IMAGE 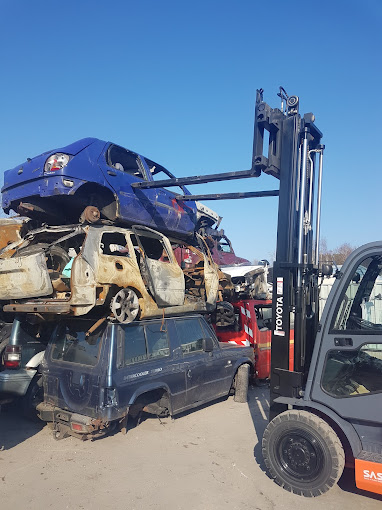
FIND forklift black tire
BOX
[262,410,345,497]
[21,374,43,421]
[234,364,249,403]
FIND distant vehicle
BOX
[37,315,253,439]
[213,299,294,380]
[222,261,270,300]
[175,232,250,268]
[0,223,222,323]
[1,138,219,238]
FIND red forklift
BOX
[132,87,382,497]
[213,298,294,380]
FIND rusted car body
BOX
[0,223,220,323]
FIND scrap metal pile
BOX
[0,139,265,328]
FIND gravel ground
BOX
[0,385,381,510]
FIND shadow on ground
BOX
[0,402,44,450]
[247,383,270,473]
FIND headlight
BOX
[44,153,71,172]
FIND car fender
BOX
[128,382,173,413]
[25,350,45,369]
[232,357,254,378]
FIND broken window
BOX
[106,145,146,180]
[100,232,130,257]
[51,320,105,366]
[138,235,171,263]
[217,237,233,253]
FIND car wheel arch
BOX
[74,183,118,220]
[128,385,173,415]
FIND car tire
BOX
[262,410,345,497]
[214,301,236,327]
[21,374,43,421]
[234,364,249,403]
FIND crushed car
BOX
[221,261,271,300]
[0,223,225,323]
[1,138,219,239]
[37,315,254,440]
[174,230,250,268]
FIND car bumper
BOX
[0,368,36,398]
[2,175,86,210]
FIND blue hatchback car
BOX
[1,138,218,238]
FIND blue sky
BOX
[1,0,381,262]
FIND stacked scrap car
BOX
[0,223,225,323]
[1,138,219,238]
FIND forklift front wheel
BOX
[262,410,345,497]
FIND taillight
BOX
[71,422,88,432]
[3,345,21,369]
[44,153,71,173]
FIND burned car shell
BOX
[37,315,253,438]
[1,224,220,321]
[1,138,217,239]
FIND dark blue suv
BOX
[37,315,253,440]
[2,138,219,238]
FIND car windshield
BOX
[51,320,106,366]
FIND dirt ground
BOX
[0,385,381,510]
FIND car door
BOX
[97,144,158,227]
[114,320,188,414]
[144,160,197,234]
[132,226,185,307]
[310,246,382,447]
[175,317,231,406]
[196,235,219,306]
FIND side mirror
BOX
[202,337,214,352]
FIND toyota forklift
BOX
[253,89,382,497]
[131,87,382,497]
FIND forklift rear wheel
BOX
[262,410,345,497]
[234,364,249,403]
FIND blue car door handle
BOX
[107,170,117,176]
[187,369,192,378]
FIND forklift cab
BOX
[263,247,382,498]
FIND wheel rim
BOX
[111,288,139,323]
[276,429,325,482]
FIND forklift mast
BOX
[251,89,324,418]
[135,89,325,419]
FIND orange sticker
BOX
[355,458,382,495]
